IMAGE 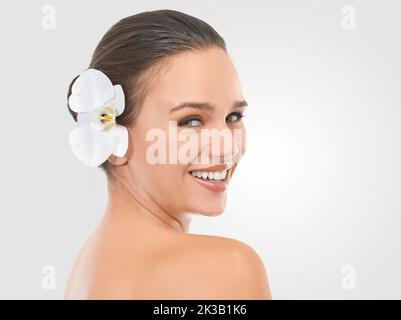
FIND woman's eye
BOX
[178,113,245,127]
[178,117,203,127]
[226,112,245,123]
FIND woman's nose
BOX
[201,126,242,165]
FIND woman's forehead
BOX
[144,47,243,110]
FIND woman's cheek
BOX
[240,127,247,156]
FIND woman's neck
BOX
[103,177,191,233]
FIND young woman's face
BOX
[128,47,247,216]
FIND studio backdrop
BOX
[0,0,400,299]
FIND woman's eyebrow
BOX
[169,99,248,113]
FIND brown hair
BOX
[67,9,226,181]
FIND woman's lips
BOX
[188,168,232,193]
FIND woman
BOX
[65,9,272,299]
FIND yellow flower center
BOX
[100,113,113,124]
[90,106,117,131]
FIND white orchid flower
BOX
[68,69,128,167]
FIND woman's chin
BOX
[190,197,227,216]
[184,169,232,216]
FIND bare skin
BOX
[64,47,272,299]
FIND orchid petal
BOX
[77,112,90,126]
[68,69,115,113]
[68,126,117,167]
[68,94,92,113]
[105,84,125,116]
[109,124,129,157]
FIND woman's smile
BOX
[187,162,236,193]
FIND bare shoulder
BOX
[153,234,273,299]
[65,230,272,299]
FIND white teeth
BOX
[221,170,227,180]
[190,169,229,181]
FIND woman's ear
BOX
[108,154,128,166]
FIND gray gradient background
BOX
[0,0,400,299]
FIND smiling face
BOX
[126,47,247,216]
